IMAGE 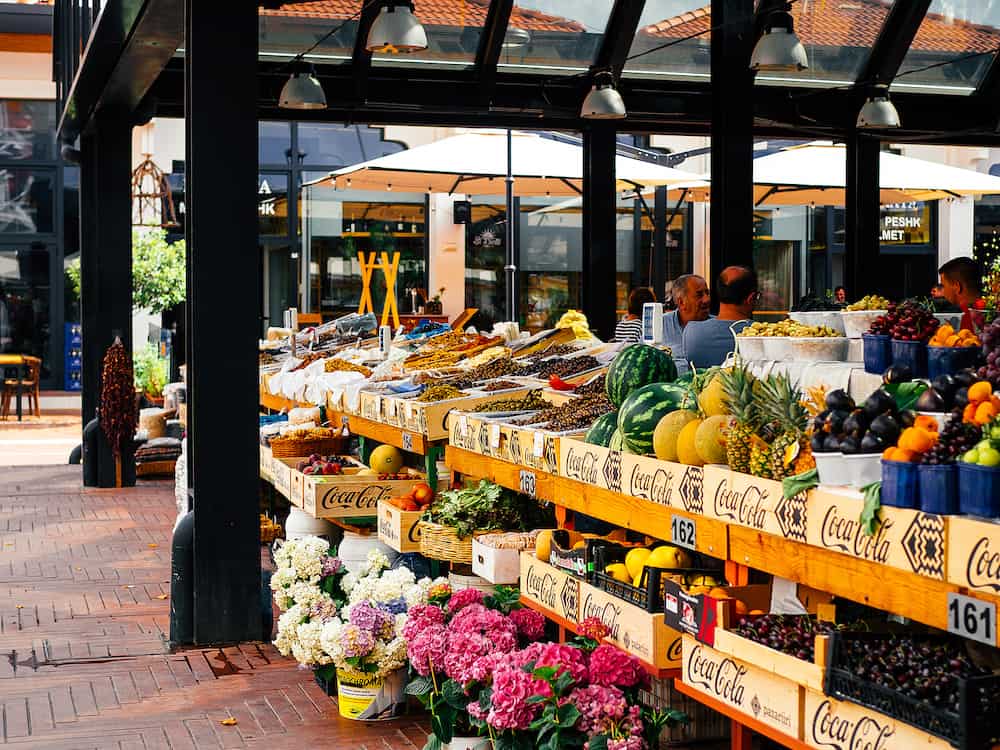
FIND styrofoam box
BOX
[471,538,521,584]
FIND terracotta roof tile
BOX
[262,1,584,34]
[641,0,1000,54]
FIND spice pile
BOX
[480,380,523,392]
[474,390,551,413]
[324,358,372,376]
[444,358,530,388]
[417,384,468,402]
[528,355,601,379]
[574,374,606,397]
[514,393,613,431]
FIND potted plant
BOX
[133,343,169,405]
[426,287,445,315]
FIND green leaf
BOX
[442,679,468,710]
[883,382,928,413]
[556,704,581,728]
[782,468,819,501]
[526,695,549,705]
[405,675,435,697]
[423,736,443,750]
[860,481,882,537]
[587,735,609,750]
[313,664,335,682]
[430,714,453,744]
[533,665,558,681]
[553,671,576,696]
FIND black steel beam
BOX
[350,0,382,100]
[184,0,261,645]
[475,0,513,95]
[709,0,755,277]
[844,134,881,300]
[593,0,647,80]
[79,110,134,487]
[973,50,1000,131]
[581,124,618,341]
[653,185,667,300]
[857,0,931,87]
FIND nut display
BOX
[515,393,614,431]
[474,390,551,413]
[404,351,463,371]
[443,358,530,388]
[480,380,522,392]
[574,374,606,397]
[528,355,601,378]
[462,346,510,369]
[739,320,842,338]
[324,358,373,376]
[416,384,468,402]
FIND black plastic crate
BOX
[824,632,1000,750]
[590,545,723,613]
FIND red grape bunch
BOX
[920,415,981,465]
[978,316,1000,388]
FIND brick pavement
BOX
[0,466,429,749]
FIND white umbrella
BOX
[322,130,706,197]
[685,143,1000,206]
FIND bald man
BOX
[682,266,759,369]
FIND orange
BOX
[963,403,978,423]
[969,382,993,403]
[913,415,938,432]
[733,600,749,616]
[882,447,895,460]
[888,448,916,463]
[945,335,960,347]
[974,402,998,426]
[899,428,934,454]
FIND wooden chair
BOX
[1,356,41,419]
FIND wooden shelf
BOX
[446,446,555,502]
[345,414,434,455]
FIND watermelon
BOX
[606,344,677,407]
[617,383,694,454]
[585,412,619,447]
[608,430,626,452]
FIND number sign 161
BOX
[947,593,996,646]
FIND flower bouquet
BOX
[403,585,547,749]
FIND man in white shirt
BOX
[662,274,711,375]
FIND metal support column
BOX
[184,0,261,644]
[582,125,617,341]
[653,185,668,299]
[79,110,134,487]
[844,135,881,299]
[710,0,755,278]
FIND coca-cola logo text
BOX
[321,484,392,510]
[629,464,675,506]
[809,699,894,750]
[966,537,1000,593]
[713,480,768,529]
[564,447,600,485]
[685,645,746,705]
[820,505,892,563]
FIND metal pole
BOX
[504,129,516,322]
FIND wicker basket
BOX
[418,521,487,564]
[136,459,177,477]
[269,436,347,458]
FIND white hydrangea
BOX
[363,549,390,576]
[288,581,325,610]
[372,567,416,603]
[374,636,408,673]
[269,566,297,593]
[347,575,378,605]
[274,603,306,657]
[319,618,346,664]
[341,571,358,594]
[394,612,408,636]
[291,620,331,666]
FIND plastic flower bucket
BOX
[927,345,981,380]
[336,667,406,720]
[813,452,847,486]
[862,334,892,375]
[891,340,928,379]
[917,463,958,515]
[880,459,918,509]
[958,463,1000,519]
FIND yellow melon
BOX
[653,410,700,462]
[695,415,731,465]
[676,418,705,466]
[369,445,403,473]
[535,530,554,561]
[647,545,692,569]
[605,563,631,583]
[698,375,729,417]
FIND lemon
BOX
[647,545,692,569]
[605,563,631,583]
[535,530,553,561]
[625,548,651,579]
[698,375,728,417]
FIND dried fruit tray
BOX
[824,632,1000,750]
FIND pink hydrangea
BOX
[510,608,545,642]
[588,644,647,688]
[447,587,485,613]
[579,617,610,642]
[571,684,628,734]
[517,641,588,683]
[406,623,448,676]
[467,650,516,684]
[402,604,445,639]
[486,665,545,730]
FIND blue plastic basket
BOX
[927,345,982,380]
[918,463,958,515]
[891,339,928,379]
[862,334,892,375]
[958,463,1000,519]
[881,459,918,509]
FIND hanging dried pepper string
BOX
[99,337,137,458]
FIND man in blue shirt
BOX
[662,274,711,376]
[683,266,758,369]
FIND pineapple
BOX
[749,427,776,479]
[718,364,757,474]
[757,374,813,480]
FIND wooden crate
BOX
[712,628,828,692]
[946,514,1000,596]
[299,468,434,519]
[501,424,583,476]
[260,445,273,481]
[681,635,803,740]
[702,465,809,542]
[359,390,386,423]
[377,500,423,553]
[448,412,509,460]
[806,488,946,580]
[802,688,952,750]
[578,579,684,670]
[269,456,299,503]
[518,551,581,627]
[393,389,533,441]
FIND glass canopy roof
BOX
[256,0,1000,96]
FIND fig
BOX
[840,436,860,454]
[842,410,869,438]
[953,369,976,388]
[953,387,970,411]
[825,389,856,412]
[882,364,912,384]
[862,389,896,419]
[869,414,901,445]
[915,388,945,413]
[860,433,886,454]
[811,434,827,453]
[898,410,917,428]
[823,434,842,452]
[826,410,850,436]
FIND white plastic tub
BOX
[735,336,766,360]
[813,452,848,486]
[761,336,793,360]
[841,310,887,339]
[844,453,883,489]
[788,311,846,335]
[933,312,961,331]
[790,337,850,362]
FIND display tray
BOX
[711,627,828,693]
[376,500,423,553]
[297,467,443,519]
[381,388,535,441]
[449,412,584,476]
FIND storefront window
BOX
[262,241,299,328]
[0,100,55,161]
[297,124,404,167]
[0,244,50,378]
[879,202,932,246]
[259,121,291,166]
[465,204,508,330]
[519,199,581,331]
[259,173,291,236]
[0,167,55,235]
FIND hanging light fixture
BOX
[366,1,428,54]
[502,27,531,49]
[279,62,326,110]
[750,4,808,72]
[857,85,900,129]
[581,70,626,120]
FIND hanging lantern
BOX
[131,154,180,228]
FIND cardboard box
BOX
[377,500,423,553]
[299,468,434,519]
[519,552,581,626]
[682,635,802,739]
[807,488,946,580]
[946,515,1000,595]
[472,536,527,585]
[259,445,273,481]
[802,688,952,750]
[662,582,770,647]
[578,579,684,670]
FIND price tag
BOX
[670,514,697,551]
[490,424,501,450]
[460,415,469,437]
[519,470,537,498]
[401,432,413,452]
[947,593,996,646]
[387,399,397,418]
[532,431,545,458]
[405,401,414,420]
[374,394,382,417]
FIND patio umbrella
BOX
[322,130,706,196]
[683,143,1000,206]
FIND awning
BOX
[322,130,706,197]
